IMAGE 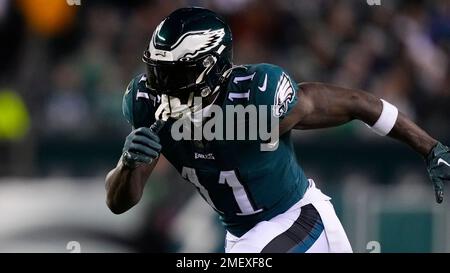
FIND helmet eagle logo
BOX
[149,26,225,62]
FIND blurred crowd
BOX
[1,0,449,143]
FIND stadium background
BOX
[0,0,449,252]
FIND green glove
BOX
[426,142,450,203]
[122,127,162,168]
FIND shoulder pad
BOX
[227,64,298,118]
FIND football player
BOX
[105,7,450,252]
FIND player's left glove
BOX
[426,142,450,204]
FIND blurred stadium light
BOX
[0,90,30,140]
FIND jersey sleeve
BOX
[252,64,298,119]
[122,79,135,127]
[122,74,158,129]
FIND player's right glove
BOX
[121,127,162,168]
[426,142,450,204]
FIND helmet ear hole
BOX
[203,55,216,68]
[201,87,211,97]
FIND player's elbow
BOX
[105,168,145,214]
[106,197,125,215]
[106,197,137,215]
[106,190,142,215]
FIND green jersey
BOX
[122,63,309,237]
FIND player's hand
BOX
[121,127,162,168]
[426,142,450,204]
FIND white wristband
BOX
[367,99,398,136]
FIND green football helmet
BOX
[142,7,233,119]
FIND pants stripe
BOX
[261,204,324,253]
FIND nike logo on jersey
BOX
[258,74,268,92]
[438,158,450,167]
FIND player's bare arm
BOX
[282,82,437,155]
[105,126,162,214]
[281,82,450,203]
[105,157,158,214]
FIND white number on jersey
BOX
[219,170,263,216]
[181,167,263,216]
[181,167,221,213]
